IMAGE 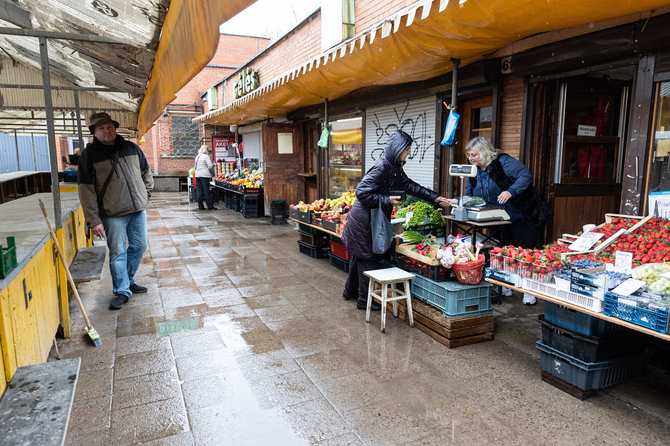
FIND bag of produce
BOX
[631,262,670,287]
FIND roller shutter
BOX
[365,96,436,189]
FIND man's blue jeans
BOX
[102,210,147,297]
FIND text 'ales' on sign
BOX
[569,231,604,252]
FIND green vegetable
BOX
[403,202,445,229]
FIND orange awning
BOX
[197,0,670,126]
[138,0,254,134]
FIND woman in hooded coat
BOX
[341,130,450,310]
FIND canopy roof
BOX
[0,0,253,136]
[197,0,670,127]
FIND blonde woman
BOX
[194,145,216,210]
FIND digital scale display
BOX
[449,164,477,177]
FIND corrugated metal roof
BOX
[0,0,254,136]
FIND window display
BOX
[328,117,362,197]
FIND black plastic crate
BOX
[539,315,643,362]
[329,252,351,272]
[298,230,328,247]
[537,341,646,391]
[271,200,288,224]
[297,240,329,259]
[405,223,446,237]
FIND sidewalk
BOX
[61,192,670,445]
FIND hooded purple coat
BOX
[341,130,438,260]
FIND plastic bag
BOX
[440,109,460,146]
[317,126,329,148]
[371,198,393,254]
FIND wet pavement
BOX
[59,192,670,445]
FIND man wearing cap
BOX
[78,112,154,310]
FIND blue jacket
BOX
[465,155,531,222]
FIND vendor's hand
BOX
[434,196,453,208]
[389,196,402,205]
[497,191,512,204]
[91,224,106,240]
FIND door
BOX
[443,95,493,197]
[644,80,670,215]
[262,122,305,214]
[532,75,630,241]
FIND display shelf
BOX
[289,218,340,238]
[486,278,670,342]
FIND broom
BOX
[39,199,101,347]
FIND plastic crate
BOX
[329,240,350,260]
[536,341,645,391]
[297,240,329,259]
[329,252,351,272]
[0,236,18,279]
[522,279,603,313]
[299,230,328,247]
[297,222,320,235]
[405,223,446,237]
[321,219,340,233]
[543,301,624,337]
[397,255,450,282]
[232,195,241,212]
[603,293,669,335]
[538,315,642,362]
[411,275,492,318]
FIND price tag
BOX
[614,251,633,274]
[611,279,645,296]
[568,231,604,252]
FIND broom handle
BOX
[38,200,93,327]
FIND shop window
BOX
[171,116,200,157]
[555,80,627,184]
[647,82,670,201]
[328,116,362,197]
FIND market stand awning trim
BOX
[196,0,670,127]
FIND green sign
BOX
[234,67,260,99]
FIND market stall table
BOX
[444,214,511,246]
[486,278,670,342]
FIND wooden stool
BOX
[364,267,415,333]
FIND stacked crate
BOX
[328,237,351,272]
[296,225,329,259]
[241,194,264,218]
[537,302,646,399]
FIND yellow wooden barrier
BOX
[0,205,88,397]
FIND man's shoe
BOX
[109,294,129,310]
[343,290,355,300]
[357,301,381,311]
[129,283,147,294]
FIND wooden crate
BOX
[386,298,494,348]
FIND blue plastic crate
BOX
[411,275,491,318]
[543,302,625,337]
[604,293,669,335]
[536,341,645,391]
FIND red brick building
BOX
[140,33,269,176]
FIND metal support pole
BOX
[39,36,62,228]
[74,91,85,152]
[13,130,20,171]
[31,134,37,171]
[321,99,329,198]
[447,58,460,199]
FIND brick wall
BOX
[140,33,269,175]
[355,0,414,33]
[220,1,415,108]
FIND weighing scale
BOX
[448,164,510,222]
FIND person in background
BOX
[341,130,451,310]
[69,148,81,166]
[194,145,216,211]
[446,136,538,304]
[78,112,153,310]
